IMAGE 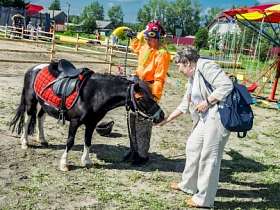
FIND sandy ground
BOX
[0,40,279,210]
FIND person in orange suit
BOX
[124,20,171,165]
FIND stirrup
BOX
[58,110,66,125]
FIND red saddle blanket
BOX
[34,66,79,110]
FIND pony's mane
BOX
[92,73,129,82]
[48,60,128,83]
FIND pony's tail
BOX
[9,87,26,135]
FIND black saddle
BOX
[57,59,80,77]
[52,59,81,97]
[48,59,92,124]
[52,77,78,97]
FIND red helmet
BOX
[144,20,166,39]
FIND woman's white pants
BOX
[178,116,230,207]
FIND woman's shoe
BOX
[170,182,181,191]
[185,198,211,209]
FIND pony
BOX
[10,61,165,171]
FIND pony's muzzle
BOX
[152,109,165,124]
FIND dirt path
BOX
[0,40,279,210]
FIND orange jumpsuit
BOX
[130,38,171,101]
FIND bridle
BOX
[125,83,161,121]
[125,83,162,156]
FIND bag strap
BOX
[198,70,214,92]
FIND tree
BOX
[137,5,152,29]
[203,7,222,26]
[81,1,104,21]
[81,17,97,33]
[170,0,201,36]
[195,27,209,50]
[137,0,201,36]
[137,0,169,30]
[69,15,80,24]
[108,5,124,28]
[49,0,61,10]
[80,1,104,33]
[0,0,26,8]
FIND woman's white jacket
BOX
[176,58,233,127]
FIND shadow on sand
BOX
[30,143,280,209]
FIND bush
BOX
[195,27,209,50]
[81,18,97,34]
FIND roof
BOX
[96,20,112,29]
[43,10,66,18]
[223,3,280,23]
[26,4,44,16]
[209,21,240,35]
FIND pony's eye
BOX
[134,92,143,99]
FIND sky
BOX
[29,0,278,23]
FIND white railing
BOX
[0,25,53,41]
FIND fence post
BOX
[50,27,56,61]
[21,27,24,39]
[105,37,109,61]
[4,24,7,38]
[108,46,113,74]
[76,33,79,51]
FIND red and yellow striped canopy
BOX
[223,3,280,23]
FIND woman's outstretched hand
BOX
[155,109,183,127]
[195,100,209,113]
[155,118,168,126]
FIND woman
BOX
[159,46,233,208]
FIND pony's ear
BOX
[134,81,154,99]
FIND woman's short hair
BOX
[174,46,200,64]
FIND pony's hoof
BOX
[131,156,149,166]
[122,151,133,162]
[41,142,49,147]
[81,160,93,168]
[21,144,28,150]
[60,164,70,172]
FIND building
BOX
[44,10,67,31]
[172,36,195,46]
[208,16,241,35]
[96,20,114,36]
[0,5,50,32]
[0,6,25,26]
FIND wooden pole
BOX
[256,61,277,97]
[268,57,280,101]
[124,38,130,76]
[50,25,56,61]
[0,36,52,44]
[4,24,7,38]
[0,49,50,53]
[105,37,109,61]
[21,27,24,39]
[108,46,113,74]
[75,33,79,51]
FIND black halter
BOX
[125,83,161,120]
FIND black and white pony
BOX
[10,62,165,171]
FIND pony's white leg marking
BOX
[20,115,31,149]
[81,145,93,167]
[60,149,69,171]
[37,113,47,145]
